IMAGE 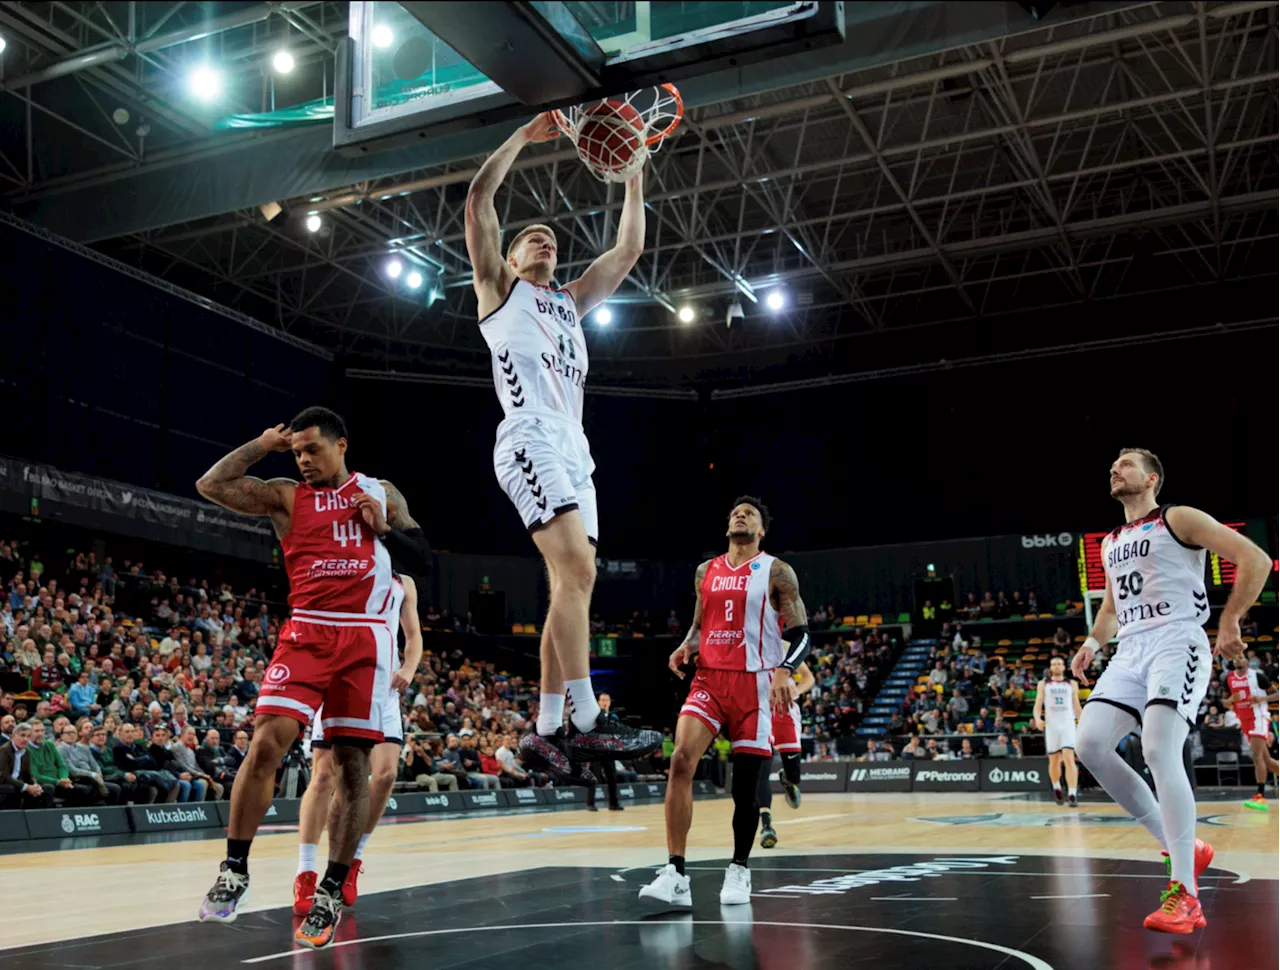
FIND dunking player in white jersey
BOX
[1071,448,1271,934]
[1032,657,1082,806]
[640,496,811,907]
[194,407,431,949]
[467,113,659,774]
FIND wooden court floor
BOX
[0,791,1274,951]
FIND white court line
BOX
[240,919,1055,969]
[774,813,857,826]
[1030,894,1111,900]
[609,874,625,882]
[870,896,958,901]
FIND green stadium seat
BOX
[897,613,911,623]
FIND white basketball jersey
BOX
[1042,678,1076,721]
[479,278,587,424]
[1103,505,1208,640]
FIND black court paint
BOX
[1,853,1273,969]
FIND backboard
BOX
[334,1,844,156]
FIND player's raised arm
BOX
[564,169,646,316]
[1165,506,1273,660]
[669,559,711,678]
[466,115,559,308]
[195,425,295,537]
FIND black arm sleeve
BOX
[1256,672,1272,692]
[381,527,432,577]
[779,626,811,673]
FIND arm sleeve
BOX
[779,626,811,673]
[1256,673,1272,692]
[381,528,433,577]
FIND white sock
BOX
[537,693,565,736]
[1053,782,1062,791]
[1069,787,1077,797]
[354,833,371,861]
[298,842,318,875]
[1143,706,1196,891]
[566,677,601,732]
[1076,703,1166,849]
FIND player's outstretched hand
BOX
[1070,645,1094,685]
[668,642,694,679]
[522,112,560,143]
[258,423,293,452]
[351,492,389,536]
[769,669,799,713]
[1214,614,1246,660]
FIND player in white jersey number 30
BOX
[466,113,660,776]
[1070,448,1272,935]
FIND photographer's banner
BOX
[0,456,276,562]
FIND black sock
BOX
[782,752,802,786]
[760,810,772,829]
[732,858,749,869]
[669,854,686,876]
[225,838,253,875]
[319,861,350,896]
[1258,784,1267,797]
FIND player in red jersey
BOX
[1226,657,1278,811]
[194,407,431,949]
[758,661,814,849]
[639,496,810,908]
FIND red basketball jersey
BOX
[698,552,783,672]
[283,472,397,617]
[1227,671,1254,717]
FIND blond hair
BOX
[506,224,557,263]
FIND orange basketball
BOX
[576,100,646,175]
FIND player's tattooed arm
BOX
[770,559,808,629]
[669,560,710,678]
[380,480,420,531]
[196,426,294,536]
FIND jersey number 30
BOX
[1114,570,1144,600]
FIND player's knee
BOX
[1074,725,1109,766]
[555,549,596,596]
[1141,729,1178,775]
[670,747,699,779]
[371,763,398,791]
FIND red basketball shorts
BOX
[256,610,393,743]
[771,702,802,752]
[679,667,773,756]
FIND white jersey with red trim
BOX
[479,278,587,425]
[697,552,783,672]
[1102,505,1208,640]
[283,472,396,618]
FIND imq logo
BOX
[988,766,1041,785]
[61,812,101,833]
[917,770,977,782]
[1022,533,1074,548]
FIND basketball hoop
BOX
[552,83,684,183]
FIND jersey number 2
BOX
[724,599,734,623]
[334,520,363,548]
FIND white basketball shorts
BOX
[311,692,404,748]
[1085,620,1211,727]
[1044,717,1077,754]
[493,412,598,544]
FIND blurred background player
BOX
[1072,448,1272,934]
[1033,656,1082,807]
[640,497,810,907]
[759,661,814,848]
[294,573,422,915]
[1226,656,1278,811]
[465,113,659,775]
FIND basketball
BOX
[575,99,646,177]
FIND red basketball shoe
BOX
[341,859,362,906]
[292,870,317,917]
[1143,881,1206,934]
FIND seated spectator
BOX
[197,728,236,797]
[146,726,205,802]
[987,733,1011,757]
[995,591,1011,619]
[226,730,250,772]
[958,738,976,760]
[169,724,222,799]
[924,738,942,760]
[480,741,529,788]
[403,736,459,792]
[947,689,969,721]
[0,722,53,809]
[1010,591,1025,615]
[972,707,995,734]
[979,591,997,617]
[1053,626,1073,651]
[928,661,948,688]
[90,724,157,804]
[1203,705,1225,728]
[900,735,924,759]
[28,719,98,805]
[57,723,117,804]
[1005,666,1029,705]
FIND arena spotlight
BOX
[272,50,295,74]
[0,34,7,55]
[304,213,322,233]
[766,290,786,312]
[385,257,404,279]
[594,307,612,325]
[406,270,424,289]
[187,64,223,102]
[677,305,696,324]
[372,24,394,48]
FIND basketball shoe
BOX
[1143,881,1205,934]
[518,727,573,778]
[1243,793,1269,812]
[292,870,317,917]
[780,771,801,809]
[295,885,343,949]
[719,863,752,905]
[759,812,778,849]
[569,712,662,761]
[638,864,692,907]
[1161,838,1214,887]
[341,860,362,906]
[198,862,251,923]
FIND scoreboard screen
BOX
[1078,521,1248,593]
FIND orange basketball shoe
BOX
[1143,881,1206,934]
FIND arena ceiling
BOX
[2,1,1277,389]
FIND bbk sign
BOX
[1021,533,1074,549]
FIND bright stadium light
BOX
[385,257,403,279]
[187,64,223,102]
[0,34,7,56]
[677,305,696,324]
[272,50,295,74]
[372,24,394,48]
[305,213,322,233]
[594,307,612,325]
[766,290,785,311]
[406,271,424,289]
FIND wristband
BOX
[1083,637,1101,654]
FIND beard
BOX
[728,526,753,540]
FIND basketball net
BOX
[553,83,684,183]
